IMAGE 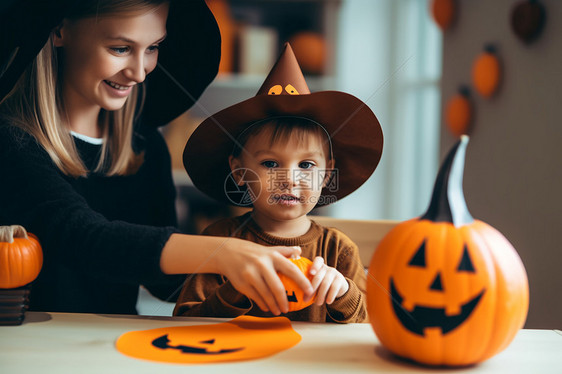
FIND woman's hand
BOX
[160,234,313,315]
[309,256,349,305]
[215,240,313,315]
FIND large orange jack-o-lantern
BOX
[116,316,301,364]
[367,136,529,366]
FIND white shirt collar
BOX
[71,131,103,145]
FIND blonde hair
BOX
[0,0,167,177]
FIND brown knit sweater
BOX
[174,212,368,323]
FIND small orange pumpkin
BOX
[445,86,472,137]
[367,136,529,366]
[289,32,327,75]
[431,0,455,30]
[0,225,43,289]
[472,45,501,98]
[278,256,316,312]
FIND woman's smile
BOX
[103,80,134,97]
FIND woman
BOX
[0,0,313,315]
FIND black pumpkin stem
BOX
[420,135,474,227]
[484,43,497,54]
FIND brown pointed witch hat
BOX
[255,43,310,95]
[183,43,383,206]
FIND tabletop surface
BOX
[1,312,561,373]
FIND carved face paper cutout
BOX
[116,316,301,364]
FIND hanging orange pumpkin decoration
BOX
[431,0,455,30]
[511,0,546,44]
[278,256,316,312]
[0,225,43,289]
[472,45,501,98]
[367,136,529,366]
[445,86,472,137]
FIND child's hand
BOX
[309,256,349,305]
[218,241,312,315]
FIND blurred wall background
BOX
[162,0,560,328]
[167,0,442,227]
[439,0,561,329]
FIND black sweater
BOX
[0,124,184,314]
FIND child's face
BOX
[230,126,334,224]
[54,4,168,114]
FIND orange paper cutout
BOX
[115,316,301,364]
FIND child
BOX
[175,44,384,323]
[0,0,313,316]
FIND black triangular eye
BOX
[408,240,426,267]
[457,245,476,272]
[200,339,215,344]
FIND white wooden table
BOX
[1,312,561,373]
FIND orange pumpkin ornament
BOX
[278,256,316,312]
[289,32,327,75]
[0,225,43,289]
[0,225,43,325]
[431,0,455,30]
[472,45,501,98]
[445,86,472,137]
[367,136,529,366]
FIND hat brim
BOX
[1,0,74,101]
[141,0,220,127]
[0,0,220,127]
[183,91,383,207]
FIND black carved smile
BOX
[390,278,485,336]
[152,335,244,355]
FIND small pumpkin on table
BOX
[0,225,43,325]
